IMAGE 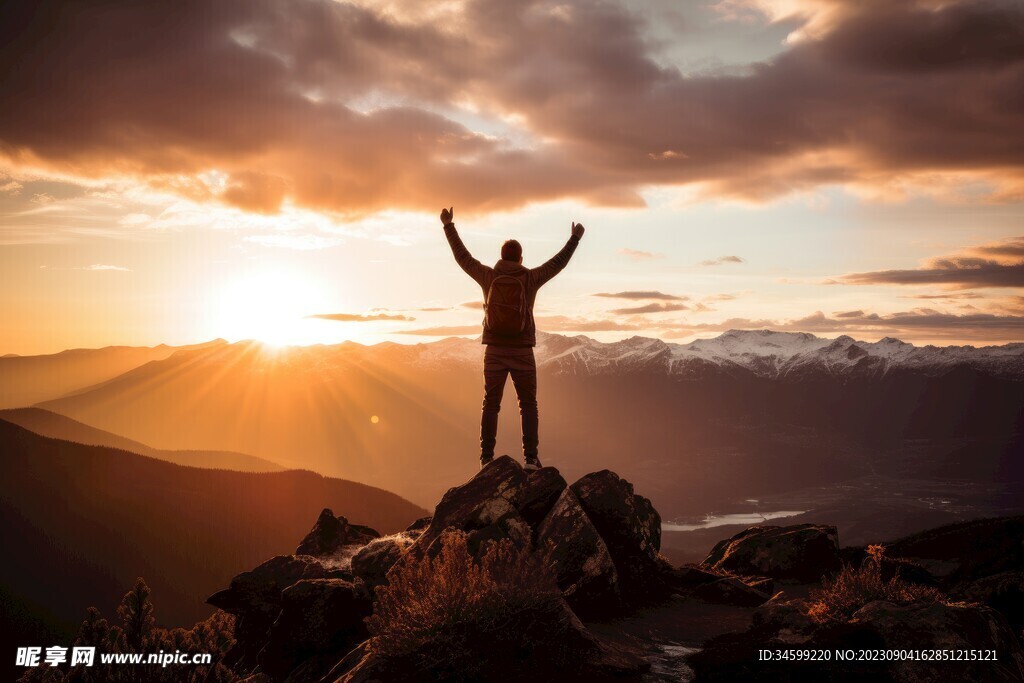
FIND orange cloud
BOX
[835,236,1024,289]
[1,0,1022,217]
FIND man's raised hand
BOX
[440,206,454,226]
[572,221,585,238]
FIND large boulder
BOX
[207,554,347,616]
[701,524,841,583]
[535,488,620,616]
[327,591,647,683]
[886,516,1024,585]
[570,470,666,596]
[212,460,679,681]
[667,565,771,607]
[689,576,771,608]
[462,509,534,556]
[295,508,380,557]
[751,592,815,639]
[206,554,349,673]
[351,531,420,599]
[409,455,528,558]
[954,570,1024,630]
[845,601,1024,682]
[258,579,372,682]
[518,467,568,528]
[405,516,432,532]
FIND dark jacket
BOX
[444,223,581,347]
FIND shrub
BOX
[365,529,577,678]
[806,544,943,624]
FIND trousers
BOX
[480,345,538,460]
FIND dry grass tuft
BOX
[806,544,943,624]
[366,529,563,669]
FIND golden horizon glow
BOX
[214,267,331,348]
[1,0,1022,354]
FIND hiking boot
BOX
[524,456,542,471]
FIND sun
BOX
[216,267,329,347]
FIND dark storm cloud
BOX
[973,237,1024,260]
[835,235,1024,289]
[1,0,1023,215]
[609,303,688,315]
[395,325,481,336]
[901,292,984,300]
[660,308,1024,342]
[536,316,646,332]
[839,261,1024,288]
[700,255,745,266]
[593,291,684,300]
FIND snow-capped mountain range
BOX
[399,329,1024,380]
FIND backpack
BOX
[484,275,527,336]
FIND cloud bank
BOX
[2,0,1023,217]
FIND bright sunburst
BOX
[216,267,329,347]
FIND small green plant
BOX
[806,544,942,624]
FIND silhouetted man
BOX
[441,207,584,470]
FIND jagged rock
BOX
[667,565,722,588]
[751,592,814,637]
[295,508,379,557]
[666,565,770,607]
[518,467,568,528]
[954,570,1024,628]
[886,516,1024,585]
[206,554,348,672]
[689,576,770,608]
[258,579,371,682]
[207,554,347,616]
[213,461,678,682]
[535,488,620,616]
[701,524,841,583]
[845,601,1024,681]
[351,532,420,598]
[743,575,775,594]
[409,455,528,558]
[463,509,533,556]
[570,470,667,597]
[405,516,432,532]
[329,591,648,682]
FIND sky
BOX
[1,0,1023,354]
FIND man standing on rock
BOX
[441,207,584,470]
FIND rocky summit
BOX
[207,460,1024,683]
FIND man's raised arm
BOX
[532,222,585,287]
[441,206,488,287]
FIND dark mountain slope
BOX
[0,407,284,472]
[0,419,427,637]
[0,339,226,409]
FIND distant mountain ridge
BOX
[9,328,1020,535]
[0,338,228,408]
[6,331,1022,394]
[0,407,285,472]
[397,330,1024,380]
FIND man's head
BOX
[501,239,523,263]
